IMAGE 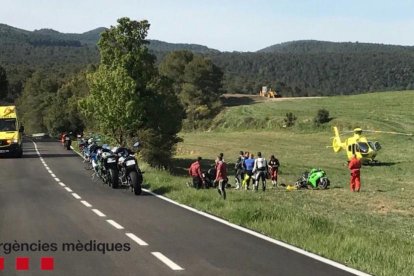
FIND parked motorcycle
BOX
[63,133,72,150]
[98,146,118,187]
[114,145,143,195]
[295,168,330,189]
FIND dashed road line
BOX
[81,200,92,207]
[106,219,124,230]
[92,209,106,217]
[34,141,189,273]
[151,252,184,271]
[71,193,81,199]
[126,233,148,246]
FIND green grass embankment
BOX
[141,91,414,276]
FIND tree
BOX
[159,50,223,129]
[314,108,330,125]
[44,72,90,136]
[17,71,60,133]
[0,66,8,101]
[80,17,183,167]
[81,65,140,145]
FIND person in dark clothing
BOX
[188,157,205,189]
[234,151,245,189]
[268,155,280,188]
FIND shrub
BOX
[283,112,297,127]
[314,108,330,125]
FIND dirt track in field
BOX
[221,94,324,106]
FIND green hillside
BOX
[2,22,414,103]
[258,39,414,54]
[140,91,414,276]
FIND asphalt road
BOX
[0,138,367,276]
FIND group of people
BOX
[188,151,281,199]
[189,151,363,196]
[188,153,228,199]
[234,151,280,191]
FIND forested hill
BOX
[0,24,218,102]
[258,40,414,54]
[2,23,414,103]
[32,27,106,45]
[208,51,414,96]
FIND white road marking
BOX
[54,177,60,182]
[106,219,124,230]
[151,252,184,271]
[126,233,148,246]
[34,141,366,275]
[142,188,371,276]
[71,193,81,199]
[58,182,66,187]
[81,200,92,207]
[65,187,73,192]
[92,209,106,217]
[51,173,56,178]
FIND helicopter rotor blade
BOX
[360,130,413,136]
[341,129,413,136]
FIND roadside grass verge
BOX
[76,91,414,276]
[142,91,414,276]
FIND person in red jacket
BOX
[215,155,227,200]
[188,157,205,189]
[348,154,362,192]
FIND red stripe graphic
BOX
[16,257,29,270]
[41,257,54,271]
[0,257,4,270]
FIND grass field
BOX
[137,91,414,276]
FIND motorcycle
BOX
[98,146,119,187]
[114,145,143,195]
[63,133,72,150]
[295,168,330,189]
[202,166,217,188]
[83,142,100,171]
[78,137,88,152]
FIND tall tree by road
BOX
[80,17,183,167]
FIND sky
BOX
[1,0,414,52]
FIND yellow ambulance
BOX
[0,106,23,157]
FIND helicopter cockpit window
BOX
[368,141,381,151]
[357,142,369,153]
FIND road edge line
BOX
[142,188,371,276]
[69,140,370,275]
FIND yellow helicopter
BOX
[331,126,412,164]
